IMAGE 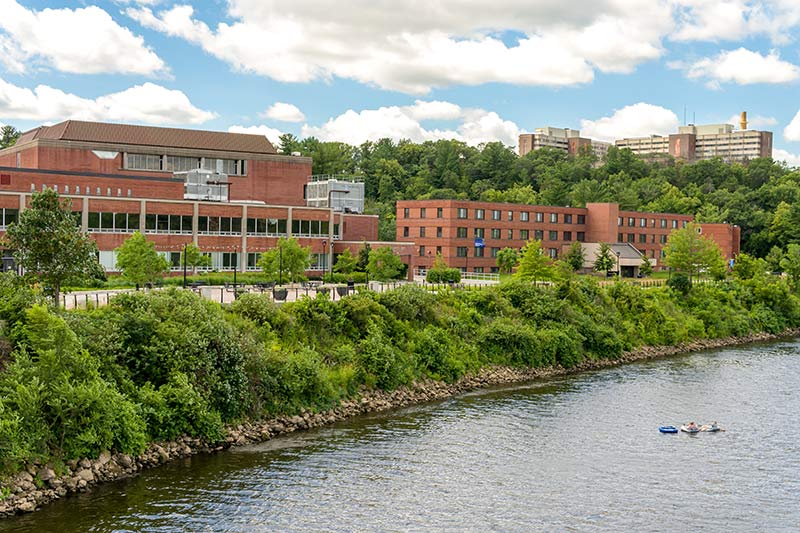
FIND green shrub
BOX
[667,273,691,294]
[426,267,461,283]
[357,321,412,389]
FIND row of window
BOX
[618,233,669,245]
[31,183,134,197]
[402,207,586,225]
[453,246,560,259]
[619,216,687,229]
[0,208,19,228]
[96,251,330,272]
[402,226,585,242]
[126,154,247,176]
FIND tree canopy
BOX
[367,246,403,281]
[115,232,170,288]
[663,223,726,282]
[593,243,616,274]
[514,240,555,283]
[258,237,311,283]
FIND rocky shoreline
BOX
[2,328,797,518]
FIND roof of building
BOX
[16,120,277,154]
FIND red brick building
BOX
[396,200,739,274]
[0,120,398,274]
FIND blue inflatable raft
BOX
[659,426,678,433]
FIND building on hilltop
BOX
[395,200,740,276]
[518,127,611,161]
[0,120,413,274]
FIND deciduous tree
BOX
[115,232,170,288]
[180,243,212,274]
[663,223,726,283]
[496,247,519,274]
[514,240,555,283]
[333,248,357,274]
[563,241,586,272]
[258,237,311,283]
[367,246,403,281]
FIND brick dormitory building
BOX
[0,120,413,275]
[396,200,740,276]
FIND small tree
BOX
[115,232,170,288]
[3,188,99,307]
[496,247,519,274]
[367,246,403,281]
[426,253,461,283]
[258,237,311,283]
[180,243,212,274]
[780,244,800,290]
[563,241,586,272]
[593,242,616,274]
[639,255,654,277]
[732,252,767,280]
[356,242,372,271]
[514,240,555,283]
[663,223,726,284]
[333,248,357,274]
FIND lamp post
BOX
[615,251,621,280]
[233,245,238,289]
[328,240,334,283]
[278,244,283,286]
[322,240,327,282]
[182,243,187,289]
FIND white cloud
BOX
[127,1,672,94]
[227,124,284,147]
[671,0,800,44]
[681,48,800,87]
[785,110,800,142]
[580,103,680,142]
[0,0,166,75]
[725,114,777,129]
[0,79,215,125]
[261,102,305,123]
[773,148,800,167]
[298,100,520,146]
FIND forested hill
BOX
[280,134,799,257]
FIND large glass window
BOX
[87,211,139,233]
[127,153,162,171]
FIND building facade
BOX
[519,127,611,161]
[396,200,739,274]
[0,120,402,274]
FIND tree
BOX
[731,252,767,280]
[766,246,784,273]
[0,125,21,149]
[367,246,403,281]
[2,189,99,307]
[258,237,311,283]
[563,241,586,272]
[663,223,726,283]
[356,242,372,271]
[333,248,357,274]
[115,232,170,288]
[180,243,212,274]
[639,255,654,277]
[593,242,616,274]
[781,244,800,290]
[496,247,519,274]
[514,240,555,283]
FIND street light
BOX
[182,242,188,289]
[615,250,621,280]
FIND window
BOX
[550,213,558,223]
[577,214,586,224]
[660,235,668,244]
[660,219,667,228]
[650,219,656,228]
[164,155,201,172]
[419,246,426,257]
[640,218,647,228]
[0,208,19,228]
[682,221,687,228]
[549,230,558,241]
[457,227,468,238]
[627,233,635,243]
[535,230,544,240]
[437,227,443,237]
[639,234,647,243]
[651,234,656,243]
[403,207,410,218]
[672,220,679,229]
[126,153,162,171]
[535,212,544,223]
[618,217,624,226]
[420,207,426,219]
[563,231,572,241]
[437,207,443,218]
[564,214,573,224]
[202,158,246,176]
[420,227,426,237]
[548,248,558,258]
[507,229,513,240]
[475,209,485,220]
[577,232,585,242]
[519,229,529,240]
[491,228,501,239]
[403,227,409,237]
[457,208,468,219]
[618,233,624,242]
[456,247,468,257]
[474,227,485,238]
[436,246,442,255]
[520,211,529,222]
[491,247,500,258]
[492,210,501,220]
[507,211,513,221]
[474,247,485,257]
[628,217,635,227]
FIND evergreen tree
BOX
[563,241,586,272]
[593,242,616,274]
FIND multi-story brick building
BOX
[396,200,739,275]
[0,120,407,274]
[518,127,611,161]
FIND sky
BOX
[2,0,800,166]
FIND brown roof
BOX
[19,120,276,154]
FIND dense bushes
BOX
[2,272,800,474]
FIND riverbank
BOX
[2,327,797,518]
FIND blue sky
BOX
[2,0,800,165]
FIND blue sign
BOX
[474,238,485,248]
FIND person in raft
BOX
[686,422,699,431]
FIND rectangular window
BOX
[618,217,624,226]
[577,231,585,242]
[549,230,558,241]
[650,219,656,228]
[507,211,513,221]
[491,228,501,239]
[491,247,500,258]
[127,153,162,171]
[457,208,468,219]
[548,248,558,258]
[403,207,410,218]
[577,214,586,224]
[535,229,544,240]
[164,155,200,172]
[456,247,468,257]
[457,227,468,238]
[520,211,529,222]
[437,227,443,237]
[550,213,558,223]
[660,235,668,244]
[672,220,678,229]
[660,219,667,228]
[639,233,647,243]
[420,227,426,237]
[628,217,635,227]
[88,212,100,230]
[475,209,485,220]
[474,227,485,238]
[564,214,573,224]
[520,229,529,240]
[535,212,544,223]
[640,218,647,227]
[492,210,501,220]
[618,233,623,242]
[437,207,443,218]
[436,246,442,255]
[420,207,426,219]
[507,229,513,240]
[475,247,484,257]
[627,233,635,243]
[563,231,572,241]
[419,245,426,257]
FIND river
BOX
[4,340,800,532]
